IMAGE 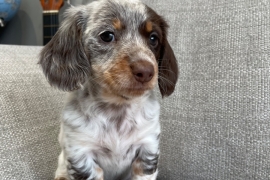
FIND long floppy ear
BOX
[158,38,179,97]
[39,6,90,91]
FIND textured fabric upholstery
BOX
[141,0,270,179]
[1,0,270,179]
[0,45,65,179]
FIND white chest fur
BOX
[59,92,160,179]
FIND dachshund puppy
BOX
[39,0,178,179]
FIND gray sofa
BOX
[1,0,270,179]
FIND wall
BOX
[0,0,92,46]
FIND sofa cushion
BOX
[142,0,270,179]
[0,45,65,179]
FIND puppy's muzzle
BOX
[130,60,154,83]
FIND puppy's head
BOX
[39,0,178,99]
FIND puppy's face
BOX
[87,1,162,98]
[39,0,178,99]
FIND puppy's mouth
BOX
[113,77,157,97]
[98,78,156,104]
[101,71,157,99]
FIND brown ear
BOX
[39,6,90,91]
[158,38,178,97]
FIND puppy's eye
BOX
[100,31,115,42]
[149,33,159,48]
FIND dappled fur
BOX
[39,0,178,180]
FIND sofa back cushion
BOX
[0,45,65,179]
[142,0,270,179]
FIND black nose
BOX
[130,60,154,83]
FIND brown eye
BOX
[100,31,115,42]
[149,33,159,48]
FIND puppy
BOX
[39,0,178,179]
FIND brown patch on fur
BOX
[145,21,153,32]
[95,167,104,180]
[132,159,144,176]
[96,167,103,173]
[113,18,122,30]
[102,57,151,98]
[103,57,131,89]
[55,178,67,180]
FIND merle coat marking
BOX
[39,0,178,179]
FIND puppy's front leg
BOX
[132,144,159,180]
[55,150,104,180]
[67,155,104,180]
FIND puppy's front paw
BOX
[132,159,158,180]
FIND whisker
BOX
[158,75,174,86]
[158,67,177,75]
